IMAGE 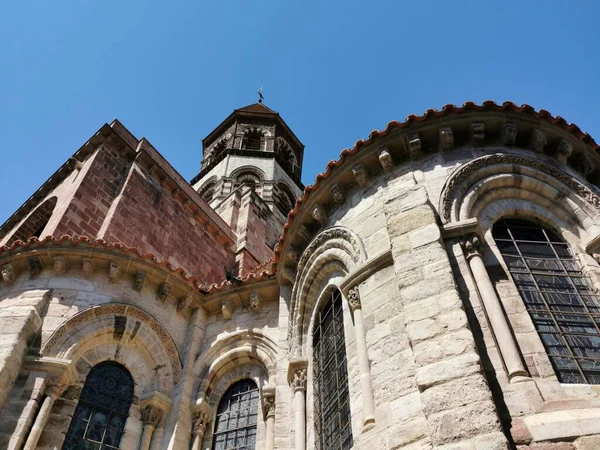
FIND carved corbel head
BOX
[108,262,120,283]
[470,122,485,145]
[439,127,454,151]
[378,147,395,173]
[556,139,573,164]
[29,257,43,279]
[502,122,518,146]
[1,263,15,284]
[177,294,193,312]
[133,270,146,291]
[329,182,345,205]
[157,282,171,302]
[249,292,261,311]
[352,163,369,188]
[407,133,421,155]
[531,129,547,153]
[82,258,95,278]
[53,256,68,275]
[311,204,327,225]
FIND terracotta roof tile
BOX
[235,102,278,114]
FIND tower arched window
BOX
[492,218,600,384]
[313,289,353,450]
[62,362,134,450]
[243,132,263,151]
[212,379,260,450]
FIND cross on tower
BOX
[258,86,264,103]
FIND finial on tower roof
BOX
[258,86,264,104]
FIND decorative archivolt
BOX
[288,226,366,353]
[242,126,271,137]
[276,137,298,165]
[440,152,600,224]
[193,330,277,402]
[229,165,266,181]
[42,303,182,387]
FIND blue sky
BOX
[1,0,599,224]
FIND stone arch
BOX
[198,176,218,202]
[289,226,366,354]
[230,165,266,181]
[193,330,277,404]
[276,137,298,165]
[7,196,57,245]
[439,151,600,244]
[275,181,296,213]
[42,303,182,394]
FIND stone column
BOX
[190,411,209,450]
[288,360,307,450]
[346,286,375,427]
[139,405,163,450]
[462,234,529,381]
[262,386,276,450]
[22,377,68,450]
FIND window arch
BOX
[243,132,263,151]
[62,362,134,450]
[212,379,260,450]
[492,218,600,384]
[313,289,353,450]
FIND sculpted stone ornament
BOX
[192,411,210,436]
[291,368,307,392]
[471,122,485,144]
[45,376,69,399]
[330,182,345,205]
[141,404,164,427]
[286,247,300,263]
[461,234,481,260]
[352,163,369,188]
[311,204,327,225]
[133,270,146,291]
[557,139,573,164]
[2,263,15,284]
[157,282,171,302]
[407,133,421,155]
[250,292,261,311]
[378,147,395,173]
[177,294,193,312]
[531,129,547,153]
[53,256,68,274]
[503,122,518,146]
[263,393,276,418]
[282,267,297,284]
[108,262,120,283]
[577,152,595,178]
[347,286,362,311]
[296,224,313,244]
[29,257,43,279]
[439,127,454,151]
[222,299,233,320]
[82,258,94,278]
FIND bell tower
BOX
[191,100,304,222]
[191,100,305,274]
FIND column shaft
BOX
[352,307,375,425]
[191,433,203,450]
[22,395,55,450]
[139,424,155,450]
[294,389,306,450]
[265,414,275,450]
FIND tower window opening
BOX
[244,132,263,151]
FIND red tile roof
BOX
[235,102,278,114]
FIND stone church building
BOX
[1,100,600,450]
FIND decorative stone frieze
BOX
[346,285,361,311]
[141,404,164,427]
[157,282,171,302]
[177,294,193,312]
[250,292,261,311]
[108,261,120,283]
[557,139,573,164]
[222,299,233,320]
[378,147,395,172]
[352,163,369,188]
[2,263,15,284]
[82,258,94,278]
[53,256,68,274]
[531,129,547,153]
[407,132,421,155]
[28,257,43,279]
[133,270,146,291]
[503,122,518,146]
[439,127,454,150]
[470,122,485,144]
[311,204,327,225]
[329,182,345,205]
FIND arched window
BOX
[492,218,600,384]
[62,362,134,450]
[313,289,353,450]
[243,132,262,151]
[212,379,259,450]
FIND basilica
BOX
[1,100,600,450]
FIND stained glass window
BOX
[62,362,134,450]
[212,379,259,450]
[313,289,353,450]
[493,218,600,384]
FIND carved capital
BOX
[557,139,573,164]
[2,263,15,284]
[141,404,164,427]
[502,122,518,146]
[262,390,276,418]
[407,133,421,155]
[290,368,307,392]
[45,376,69,399]
[133,270,146,291]
[378,147,395,172]
[312,204,327,225]
[461,234,481,260]
[352,163,369,188]
[531,129,547,153]
[439,127,454,151]
[192,411,210,436]
[330,182,345,205]
[53,256,68,275]
[347,285,361,311]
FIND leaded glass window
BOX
[493,218,600,384]
[313,289,353,450]
[62,362,134,450]
[212,379,259,450]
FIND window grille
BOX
[492,218,600,384]
[212,379,259,450]
[313,289,353,450]
[62,362,134,450]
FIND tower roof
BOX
[234,102,278,115]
